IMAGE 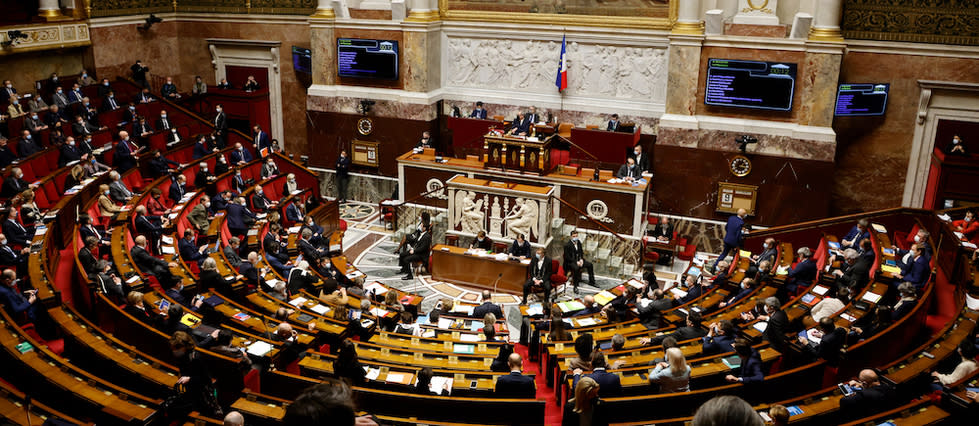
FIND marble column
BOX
[402,22,441,92]
[809,0,843,41]
[663,35,704,118]
[312,0,337,18]
[38,0,66,20]
[673,0,704,35]
[406,0,439,22]
[309,15,337,86]
[797,44,843,128]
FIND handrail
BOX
[549,134,599,161]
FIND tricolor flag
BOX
[555,35,568,92]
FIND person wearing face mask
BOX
[17,129,41,158]
[243,75,261,92]
[509,233,532,258]
[745,237,778,277]
[230,142,252,165]
[78,70,94,86]
[27,93,48,113]
[114,130,139,172]
[212,190,233,212]
[283,173,298,195]
[45,104,68,127]
[169,174,189,204]
[68,83,84,104]
[72,114,99,137]
[629,143,649,173]
[1,80,18,101]
[53,86,70,109]
[284,198,305,224]
[953,210,979,241]
[100,89,120,112]
[97,184,121,218]
[0,139,16,168]
[161,76,180,99]
[0,269,39,322]
[230,168,247,194]
[3,209,30,247]
[251,185,275,212]
[59,136,82,167]
[169,331,222,418]
[137,88,154,104]
[758,297,790,354]
[23,113,48,139]
[563,230,595,293]
[145,188,170,217]
[194,161,215,191]
[523,247,552,304]
[261,157,279,179]
[718,278,755,309]
[894,244,928,290]
[216,78,231,90]
[131,60,150,88]
[187,195,212,232]
[81,153,110,176]
[5,96,25,118]
[97,78,113,98]
[80,96,98,122]
[148,150,179,178]
[192,75,207,96]
[0,232,30,274]
[606,113,621,132]
[122,102,138,123]
[946,134,967,156]
[336,149,350,203]
[616,157,640,182]
[213,104,227,146]
[469,230,493,250]
[192,135,210,159]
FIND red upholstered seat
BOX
[550,259,567,288]
[677,238,697,261]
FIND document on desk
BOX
[161,235,174,244]
[871,223,887,233]
[246,341,273,357]
[525,303,544,316]
[289,297,307,307]
[364,281,388,295]
[453,344,475,354]
[594,290,616,306]
[776,265,790,275]
[161,246,175,255]
[669,288,688,299]
[469,321,485,332]
[385,372,412,385]
[558,300,586,313]
[839,312,857,323]
[429,377,454,395]
[880,264,901,274]
[812,285,829,296]
[451,305,475,315]
[576,317,597,327]
[365,368,381,381]
[310,304,329,315]
[752,321,768,333]
[438,318,454,329]
[458,333,479,342]
[861,292,883,304]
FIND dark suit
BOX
[607,120,620,132]
[149,156,179,179]
[763,309,790,354]
[702,334,736,355]
[298,239,324,263]
[238,261,264,289]
[130,245,176,288]
[509,240,532,258]
[839,383,895,419]
[563,239,594,287]
[178,238,204,265]
[225,203,255,237]
[1,177,27,198]
[132,121,153,139]
[470,108,487,119]
[135,215,164,245]
[714,214,746,270]
[101,95,120,111]
[523,256,552,302]
[472,301,503,319]
[213,112,227,145]
[77,246,99,276]
[0,284,36,320]
[114,139,137,172]
[72,120,99,137]
[192,141,211,159]
[509,117,530,135]
[223,245,242,268]
[494,371,535,398]
[399,231,431,277]
[573,368,621,398]
[838,256,873,289]
[901,255,929,289]
[230,147,252,165]
[59,144,82,167]
[168,182,186,204]
[787,258,817,293]
[252,193,272,211]
[637,297,673,329]
[3,220,29,247]
[287,269,320,295]
[651,222,673,240]
[892,298,917,321]
[630,151,650,173]
[804,327,846,366]
[616,163,640,180]
[254,131,271,153]
[739,351,765,384]
[649,325,707,346]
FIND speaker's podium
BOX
[483,133,554,175]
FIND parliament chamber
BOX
[0,1,977,425]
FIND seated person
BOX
[894,245,928,289]
[701,320,737,355]
[839,369,895,418]
[144,188,170,217]
[148,150,179,179]
[494,353,536,398]
[470,230,492,250]
[572,352,622,397]
[929,342,979,391]
[891,282,918,320]
[717,278,754,309]
[841,219,870,249]
[616,157,641,181]
[641,311,706,347]
[799,317,847,366]
[952,210,979,240]
[169,174,189,204]
[606,114,621,132]
[506,113,530,136]
[810,287,850,322]
[2,210,30,247]
[650,216,673,241]
[724,338,764,384]
[785,247,816,294]
[946,134,967,156]
[509,233,532,258]
[473,290,503,319]
[178,229,208,266]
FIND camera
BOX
[735,134,758,153]
[359,99,376,115]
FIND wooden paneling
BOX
[305,110,438,176]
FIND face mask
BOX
[84,102,89,106]
[204,202,211,208]
[953,138,961,144]
[0,239,6,246]
[634,150,640,156]
[104,190,110,195]
[202,167,207,172]
[53,77,59,81]
[741,282,748,289]
[966,217,973,222]
[161,114,166,118]
[30,115,37,120]
[216,108,222,113]
[4,84,9,88]
[572,237,579,242]
[289,179,296,183]
[81,74,86,78]
[68,141,75,146]
[762,243,768,249]
[257,190,263,195]
[914,235,922,243]
[129,106,135,111]
[123,137,129,142]
[25,134,32,139]
[15,173,22,179]
[57,90,62,94]
[12,101,17,105]
[103,82,109,86]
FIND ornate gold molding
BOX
[310,7,336,19]
[808,27,843,42]
[672,21,704,36]
[405,9,440,23]
[0,22,91,56]
[438,0,670,30]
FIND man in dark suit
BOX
[231,169,246,194]
[148,150,179,179]
[223,237,243,269]
[572,353,621,398]
[169,174,188,204]
[761,297,790,354]
[101,90,120,112]
[156,110,173,130]
[3,210,29,247]
[1,80,18,101]
[131,60,150,88]
[522,247,552,304]
[133,205,167,250]
[473,290,504,319]
[97,79,114,98]
[0,233,30,274]
[509,233,531,258]
[72,114,99,138]
[841,219,870,249]
[606,113,621,131]
[718,277,754,310]
[226,197,256,237]
[132,116,154,143]
[629,143,650,173]
[399,222,431,280]
[895,245,929,290]
[839,370,895,418]
[113,131,138,172]
[494,353,536,398]
[563,230,595,293]
[238,252,267,290]
[130,235,178,288]
[713,208,747,272]
[525,106,540,124]
[213,104,227,147]
[834,248,872,289]
[336,149,350,203]
[800,317,846,366]
[701,320,737,355]
[616,157,641,181]
[298,228,326,262]
[637,289,673,329]
[45,105,69,127]
[230,142,252,165]
[52,134,78,167]
[469,101,487,119]
[786,247,817,295]
[1,167,28,199]
[253,125,272,153]
[178,229,207,266]
[77,236,100,276]
[108,171,134,202]
[93,260,126,298]
[17,130,41,158]
[192,136,213,160]
[0,269,38,321]
[726,339,765,384]
[67,83,84,104]
[251,186,274,212]
[507,113,530,136]
[416,131,433,149]
[137,88,154,104]
[643,311,707,346]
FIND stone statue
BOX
[457,191,486,234]
[506,198,539,240]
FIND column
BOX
[312,0,337,18]
[402,21,440,92]
[809,0,843,41]
[310,7,337,86]
[406,0,439,22]
[38,0,66,20]
[673,0,704,35]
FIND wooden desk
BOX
[430,244,530,293]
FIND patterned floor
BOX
[338,201,694,339]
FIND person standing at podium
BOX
[336,149,350,203]
[507,113,531,136]
[399,222,431,280]
[470,101,487,119]
[416,131,433,149]
[607,114,621,132]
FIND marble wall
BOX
[832,50,979,214]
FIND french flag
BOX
[555,35,568,92]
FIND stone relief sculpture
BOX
[455,191,486,234]
[506,198,538,240]
[445,37,667,101]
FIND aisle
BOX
[513,343,563,425]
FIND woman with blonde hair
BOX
[562,376,609,426]
[97,184,121,217]
[649,347,691,393]
[19,189,42,226]
[64,164,86,191]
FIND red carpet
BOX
[513,344,563,425]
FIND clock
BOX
[357,117,373,136]
[729,155,752,177]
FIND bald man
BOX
[713,208,748,272]
[130,235,178,288]
[223,411,244,426]
[574,295,602,316]
[494,353,536,398]
[839,369,894,418]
